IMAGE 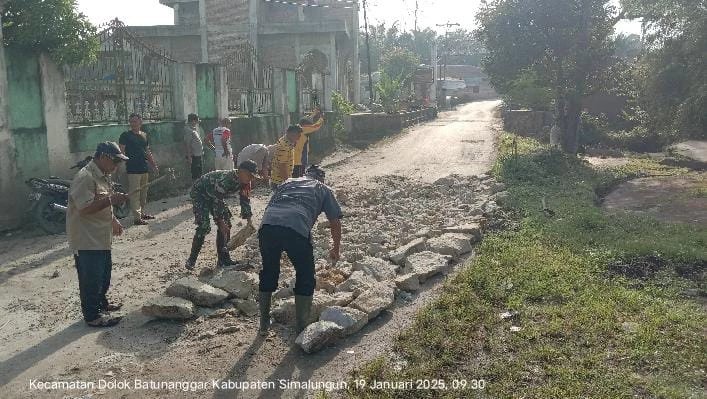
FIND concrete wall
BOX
[5,48,50,184]
[40,54,71,175]
[0,12,25,231]
[344,108,437,147]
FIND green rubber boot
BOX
[295,295,313,334]
[259,291,272,336]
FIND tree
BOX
[476,0,621,153]
[381,46,420,84]
[2,0,98,65]
[621,0,706,139]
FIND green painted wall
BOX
[5,48,43,130]
[196,64,216,119]
[68,122,183,153]
[5,48,49,181]
[287,70,297,113]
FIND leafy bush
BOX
[502,70,553,111]
[603,126,672,153]
[331,91,356,142]
[376,73,403,114]
[579,112,610,148]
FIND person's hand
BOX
[110,192,129,205]
[153,165,160,176]
[112,219,124,236]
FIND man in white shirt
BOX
[207,118,234,170]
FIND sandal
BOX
[134,219,149,226]
[87,314,122,327]
[103,303,123,312]
[141,214,156,220]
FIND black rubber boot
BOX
[295,295,313,334]
[216,230,237,267]
[185,234,205,270]
[259,291,272,336]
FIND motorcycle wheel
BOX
[35,196,66,235]
[112,187,131,219]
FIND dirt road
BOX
[0,100,500,399]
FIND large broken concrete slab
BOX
[349,282,395,319]
[142,297,195,320]
[441,223,482,242]
[208,270,258,299]
[388,237,427,265]
[403,251,452,283]
[426,233,473,258]
[295,321,343,354]
[353,256,398,282]
[319,306,368,336]
[165,277,229,307]
[335,270,378,297]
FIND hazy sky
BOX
[75,0,641,34]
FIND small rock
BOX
[349,282,395,319]
[397,291,413,302]
[490,182,506,194]
[319,306,368,336]
[622,322,639,334]
[395,274,421,292]
[427,233,473,258]
[509,326,522,332]
[231,299,259,317]
[274,286,294,299]
[500,311,519,320]
[295,321,343,354]
[166,277,229,307]
[414,228,431,238]
[198,331,217,340]
[217,325,241,334]
[142,297,195,320]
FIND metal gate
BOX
[64,19,176,125]
[223,44,274,117]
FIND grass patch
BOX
[344,134,706,398]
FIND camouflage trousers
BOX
[191,193,232,239]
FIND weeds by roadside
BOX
[343,134,706,398]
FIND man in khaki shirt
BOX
[67,142,129,327]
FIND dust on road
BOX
[0,101,501,399]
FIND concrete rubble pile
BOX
[142,173,507,353]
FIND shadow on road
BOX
[0,321,89,386]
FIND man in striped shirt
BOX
[269,125,303,190]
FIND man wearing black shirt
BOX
[119,113,159,225]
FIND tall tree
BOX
[622,0,706,139]
[476,0,621,153]
[2,0,98,64]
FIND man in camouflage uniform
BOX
[185,160,258,270]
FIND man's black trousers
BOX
[258,224,315,296]
[74,250,112,322]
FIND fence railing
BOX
[64,19,176,125]
[224,44,274,117]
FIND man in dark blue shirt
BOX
[119,113,159,225]
[257,165,343,336]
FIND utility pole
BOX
[362,0,374,106]
[436,21,459,109]
[414,1,419,32]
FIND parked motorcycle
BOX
[25,156,130,235]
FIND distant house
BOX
[440,65,497,100]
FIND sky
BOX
[75,0,642,34]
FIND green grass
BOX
[344,134,707,399]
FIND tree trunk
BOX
[562,97,582,154]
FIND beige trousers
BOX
[127,173,149,222]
